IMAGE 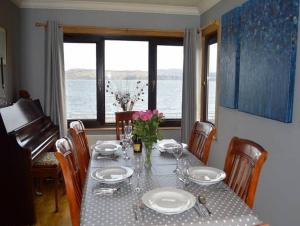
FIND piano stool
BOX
[32,151,62,212]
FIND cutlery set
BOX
[96,154,119,160]
[198,194,212,216]
[93,187,120,196]
[193,194,212,217]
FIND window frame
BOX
[201,22,220,126]
[64,33,183,128]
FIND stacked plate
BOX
[187,166,226,186]
[142,187,196,215]
[158,140,188,153]
[91,166,133,184]
[92,143,120,156]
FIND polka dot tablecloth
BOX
[80,141,262,226]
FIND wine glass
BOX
[121,134,130,160]
[172,143,183,173]
[133,155,144,192]
[124,125,132,141]
[177,158,191,186]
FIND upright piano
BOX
[0,98,59,225]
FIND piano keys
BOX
[0,98,59,225]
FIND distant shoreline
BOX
[65,68,184,80]
[65,78,182,80]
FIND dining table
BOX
[80,140,262,226]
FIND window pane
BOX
[105,40,148,123]
[207,43,218,124]
[157,45,183,119]
[64,43,97,119]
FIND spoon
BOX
[198,194,212,216]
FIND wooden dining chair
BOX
[115,111,137,140]
[188,121,216,165]
[55,137,82,226]
[69,120,90,187]
[224,137,268,208]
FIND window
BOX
[64,34,183,127]
[105,40,149,123]
[64,43,97,120]
[157,45,183,119]
[201,23,219,124]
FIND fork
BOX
[132,204,138,221]
[193,205,202,217]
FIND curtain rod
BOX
[35,22,185,38]
[35,22,63,28]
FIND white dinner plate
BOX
[93,143,119,155]
[187,166,226,186]
[91,166,133,184]
[158,140,188,153]
[142,187,196,215]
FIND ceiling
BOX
[11,0,221,15]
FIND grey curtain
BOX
[44,21,67,137]
[181,28,198,143]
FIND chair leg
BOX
[54,173,59,212]
[60,172,66,195]
[35,177,43,196]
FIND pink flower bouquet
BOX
[132,110,164,167]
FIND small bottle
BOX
[133,135,142,153]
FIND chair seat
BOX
[32,151,61,212]
[33,152,59,168]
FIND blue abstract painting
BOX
[220,7,241,109]
[238,0,299,123]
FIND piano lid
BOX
[0,98,44,134]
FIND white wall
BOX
[0,0,19,103]
[201,1,300,226]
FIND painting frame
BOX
[238,0,299,123]
[220,7,241,109]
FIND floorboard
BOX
[34,180,72,226]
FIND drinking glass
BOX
[172,143,183,173]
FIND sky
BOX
[208,43,218,73]
[64,40,184,71]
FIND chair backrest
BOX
[55,137,82,226]
[188,121,216,165]
[69,120,90,186]
[224,137,268,208]
[19,89,31,99]
[115,111,136,140]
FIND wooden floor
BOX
[34,180,72,226]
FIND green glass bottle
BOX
[133,134,142,153]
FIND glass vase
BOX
[144,143,153,169]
